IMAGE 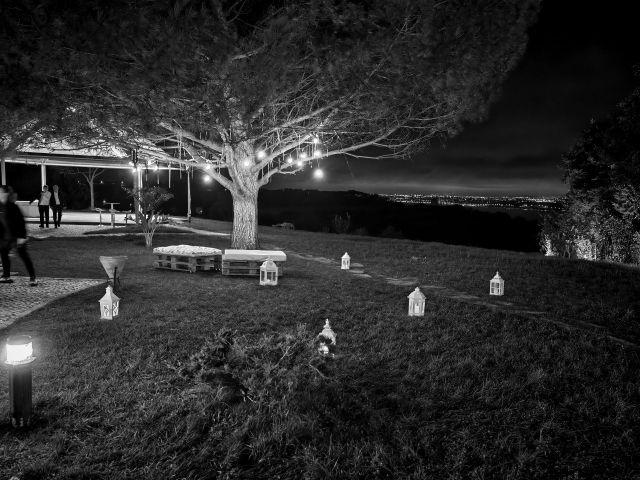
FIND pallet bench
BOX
[153,245,222,273]
[221,250,287,277]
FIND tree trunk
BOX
[231,189,259,249]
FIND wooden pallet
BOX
[221,259,284,276]
[154,254,221,273]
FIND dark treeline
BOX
[204,189,540,252]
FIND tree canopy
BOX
[1,0,541,247]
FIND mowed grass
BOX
[0,222,638,479]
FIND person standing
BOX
[50,184,65,228]
[0,185,38,286]
[34,185,51,228]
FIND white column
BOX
[41,163,46,186]
[1,157,5,185]
[187,167,192,222]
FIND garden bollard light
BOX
[5,335,35,428]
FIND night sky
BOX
[270,0,639,197]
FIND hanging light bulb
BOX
[300,152,308,160]
[313,136,320,144]
[205,164,211,170]
[204,175,211,183]
[286,156,293,164]
[314,150,322,158]
[296,160,303,167]
[153,164,159,171]
[257,150,266,159]
[314,168,324,179]
[131,167,137,172]
[243,159,251,167]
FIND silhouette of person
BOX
[0,185,38,286]
[33,184,51,228]
[50,184,66,228]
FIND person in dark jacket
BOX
[49,184,66,228]
[0,185,37,285]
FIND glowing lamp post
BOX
[5,335,35,428]
[259,258,279,286]
[317,319,336,356]
[489,271,504,296]
[99,285,121,319]
[341,252,350,270]
[407,287,426,316]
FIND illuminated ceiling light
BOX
[300,152,308,159]
[286,156,293,164]
[314,168,324,179]
[257,150,266,159]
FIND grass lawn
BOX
[0,220,639,479]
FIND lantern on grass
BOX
[341,252,350,270]
[259,258,278,286]
[5,335,35,428]
[317,319,336,356]
[489,271,504,296]
[99,285,120,319]
[407,287,426,316]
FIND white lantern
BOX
[489,271,504,296]
[99,285,121,319]
[317,319,336,355]
[6,336,34,365]
[259,258,279,286]
[341,252,350,270]
[407,287,426,316]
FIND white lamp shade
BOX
[6,335,34,365]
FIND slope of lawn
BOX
[0,222,638,479]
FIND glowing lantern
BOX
[99,285,121,319]
[5,335,35,428]
[6,336,34,365]
[341,252,350,270]
[259,258,278,286]
[489,271,504,296]
[317,319,336,355]
[407,287,425,317]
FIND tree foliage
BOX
[1,0,541,247]
[543,84,640,263]
[123,185,174,248]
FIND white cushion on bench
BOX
[153,245,222,257]
[222,249,287,262]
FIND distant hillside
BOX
[200,189,540,252]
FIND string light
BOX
[314,168,324,179]
[300,152,308,160]
[243,159,251,167]
[313,137,320,144]
[205,164,211,170]
[286,156,293,164]
[153,164,159,171]
[296,160,303,167]
[257,150,266,159]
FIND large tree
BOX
[1,0,540,248]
